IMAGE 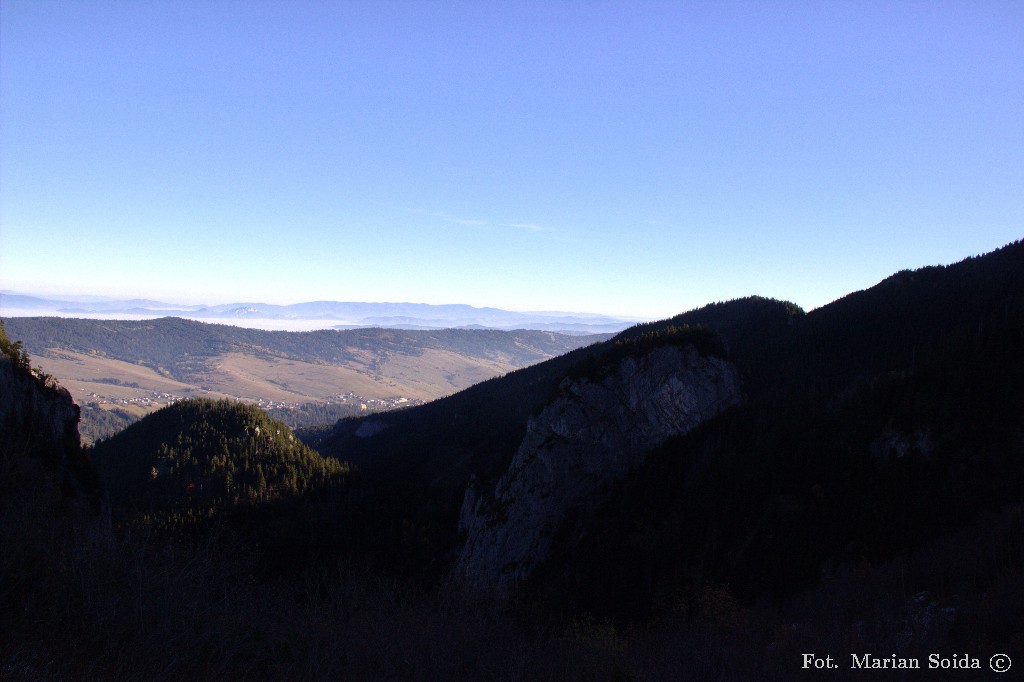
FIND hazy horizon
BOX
[0,288,640,316]
[2,1,1021,319]
[0,289,642,332]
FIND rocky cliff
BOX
[0,347,100,525]
[0,355,81,458]
[457,343,742,588]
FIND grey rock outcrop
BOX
[1,352,107,548]
[0,356,80,455]
[457,344,742,588]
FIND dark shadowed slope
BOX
[531,240,1024,624]
[319,241,1024,628]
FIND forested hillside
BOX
[91,399,346,530]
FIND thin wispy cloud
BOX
[410,208,559,235]
[405,207,484,226]
[508,222,550,233]
[442,214,489,227]
[427,211,488,227]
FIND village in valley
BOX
[77,386,424,443]
[84,389,421,413]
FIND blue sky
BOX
[1,0,1021,319]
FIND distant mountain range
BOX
[0,292,637,334]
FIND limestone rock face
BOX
[0,356,80,455]
[457,344,742,588]
[1,340,108,576]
